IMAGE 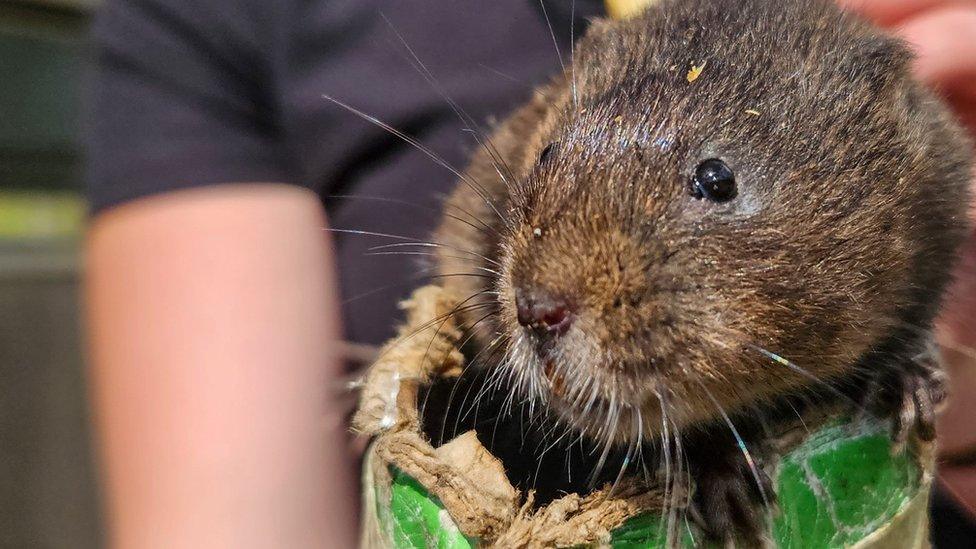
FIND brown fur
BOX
[431,0,971,541]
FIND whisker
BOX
[325,227,422,241]
[437,326,503,443]
[635,407,651,484]
[441,338,497,441]
[370,294,495,365]
[459,337,511,436]
[607,435,634,498]
[654,388,675,545]
[695,377,770,508]
[538,0,565,74]
[418,330,504,437]
[326,193,500,238]
[326,226,505,269]
[745,343,863,411]
[532,425,575,490]
[691,319,866,412]
[340,268,441,306]
[366,241,503,268]
[588,390,619,486]
[430,273,495,280]
[363,251,502,276]
[415,301,500,444]
[570,0,578,109]
[320,93,505,223]
[340,261,498,306]
[417,295,497,387]
[477,62,521,83]
[378,13,518,208]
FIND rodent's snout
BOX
[514,287,575,340]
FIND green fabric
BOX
[384,468,474,549]
[772,422,918,548]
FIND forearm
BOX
[85,185,355,548]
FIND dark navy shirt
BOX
[88,0,603,346]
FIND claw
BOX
[863,341,947,453]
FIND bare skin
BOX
[85,185,356,548]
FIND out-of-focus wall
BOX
[0,2,102,547]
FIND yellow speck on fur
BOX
[687,61,707,83]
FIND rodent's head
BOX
[490,0,972,443]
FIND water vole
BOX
[427,0,973,542]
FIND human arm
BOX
[85,184,356,548]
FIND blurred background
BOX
[0,1,101,547]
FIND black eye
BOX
[690,158,737,202]
[539,142,555,164]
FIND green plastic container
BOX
[361,418,933,548]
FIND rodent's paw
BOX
[688,452,776,547]
[864,344,948,452]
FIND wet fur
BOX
[430,0,972,542]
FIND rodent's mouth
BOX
[511,332,671,445]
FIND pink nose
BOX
[515,289,574,337]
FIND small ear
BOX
[847,34,915,93]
